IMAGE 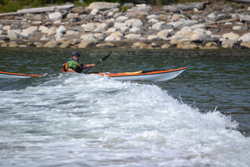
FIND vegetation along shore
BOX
[1,0,250,49]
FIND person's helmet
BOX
[71,51,80,57]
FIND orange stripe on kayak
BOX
[98,67,187,77]
[0,71,42,77]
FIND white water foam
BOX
[0,73,249,167]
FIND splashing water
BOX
[0,74,249,167]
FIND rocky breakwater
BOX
[1,1,250,49]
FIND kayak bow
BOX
[0,71,42,79]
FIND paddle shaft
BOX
[84,52,112,74]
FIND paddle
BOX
[83,52,112,74]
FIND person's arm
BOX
[83,64,96,69]
[67,68,77,73]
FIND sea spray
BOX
[0,73,249,167]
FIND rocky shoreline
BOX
[1,1,250,49]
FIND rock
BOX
[242,25,249,31]
[139,43,153,49]
[3,26,10,31]
[24,26,39,33]
[116,16,129,22]
[161,43,171,49]
[171,14,185,21]
[233,26,242,30]
[88,2,120,10]
[71,7,85,14]
[94,33,104,40]
[7,30,18,40]
[9,43,19,47]
[60,41,70,48]
[66,30,79,36]
[216,14,232,22]
[190,28,207,42]
[207,13,216,20]
[105,27,117,33]
[93,26,105,33]
[43,40,58,48]
[84,23,96,32]
[67,13,79,18]
[124,34,141,40]
[164,2,206,12]
[40,35,49,41]
[132,4,151,12]
[147,35,161,41]
[129,27,141,33]
[1,43,9,47]
[90,9,99,16]
[96,42,115,48]
[48,27,56,36]
[113,12,122,18]
[53,20,61,24]
[177,41,199,49]
[132,42,145,48]
[223,32,240,41]
[191,24,206,30]
[225,22,233,25]
[139,37,147,41]
[199,42,218,49]
[240,42,250,48]
[114,22,126,29]
[69,39,81,45]
[148,18,158,23]
[56,25,67,34]
[19,45,27,48]
[80,34,97,43]
[39,26,49,33]
[123,3,134,8]
[221,40,235,48]
[120,26,130,32]
[152,22,166,31]
[110,31,123,38]
[157,30,170,40]
[49,12,62,20]
[78,41,95,48]
[175,26,194,38]
[0,24,3,30]
[238,33,250,42]
[147,14,159,20]
[105,35,115,41]
[125,19,143,28]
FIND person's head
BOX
[71,51,80,60]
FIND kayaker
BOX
[62,51,96,73]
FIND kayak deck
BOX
[91,67,187,82]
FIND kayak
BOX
[0,67,187,82]
[0,71,43,79]
[93,67,187,82]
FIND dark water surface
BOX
[1,48,250,137]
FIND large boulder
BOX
[43,40,58,48]
[238,33,250,42]
[157,30,170,40]
[116,16,129,22]
[152,22,167,31]
[48,27,56,36]
[49,12,62,20]
[125,19,143,28]
[124,34,141,40]
[80,34,97,43]
[223,32,240,41]
[88,2,120,10]
[84,23,96,32]
[7,30,18,40]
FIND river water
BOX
[0,48,249,166]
